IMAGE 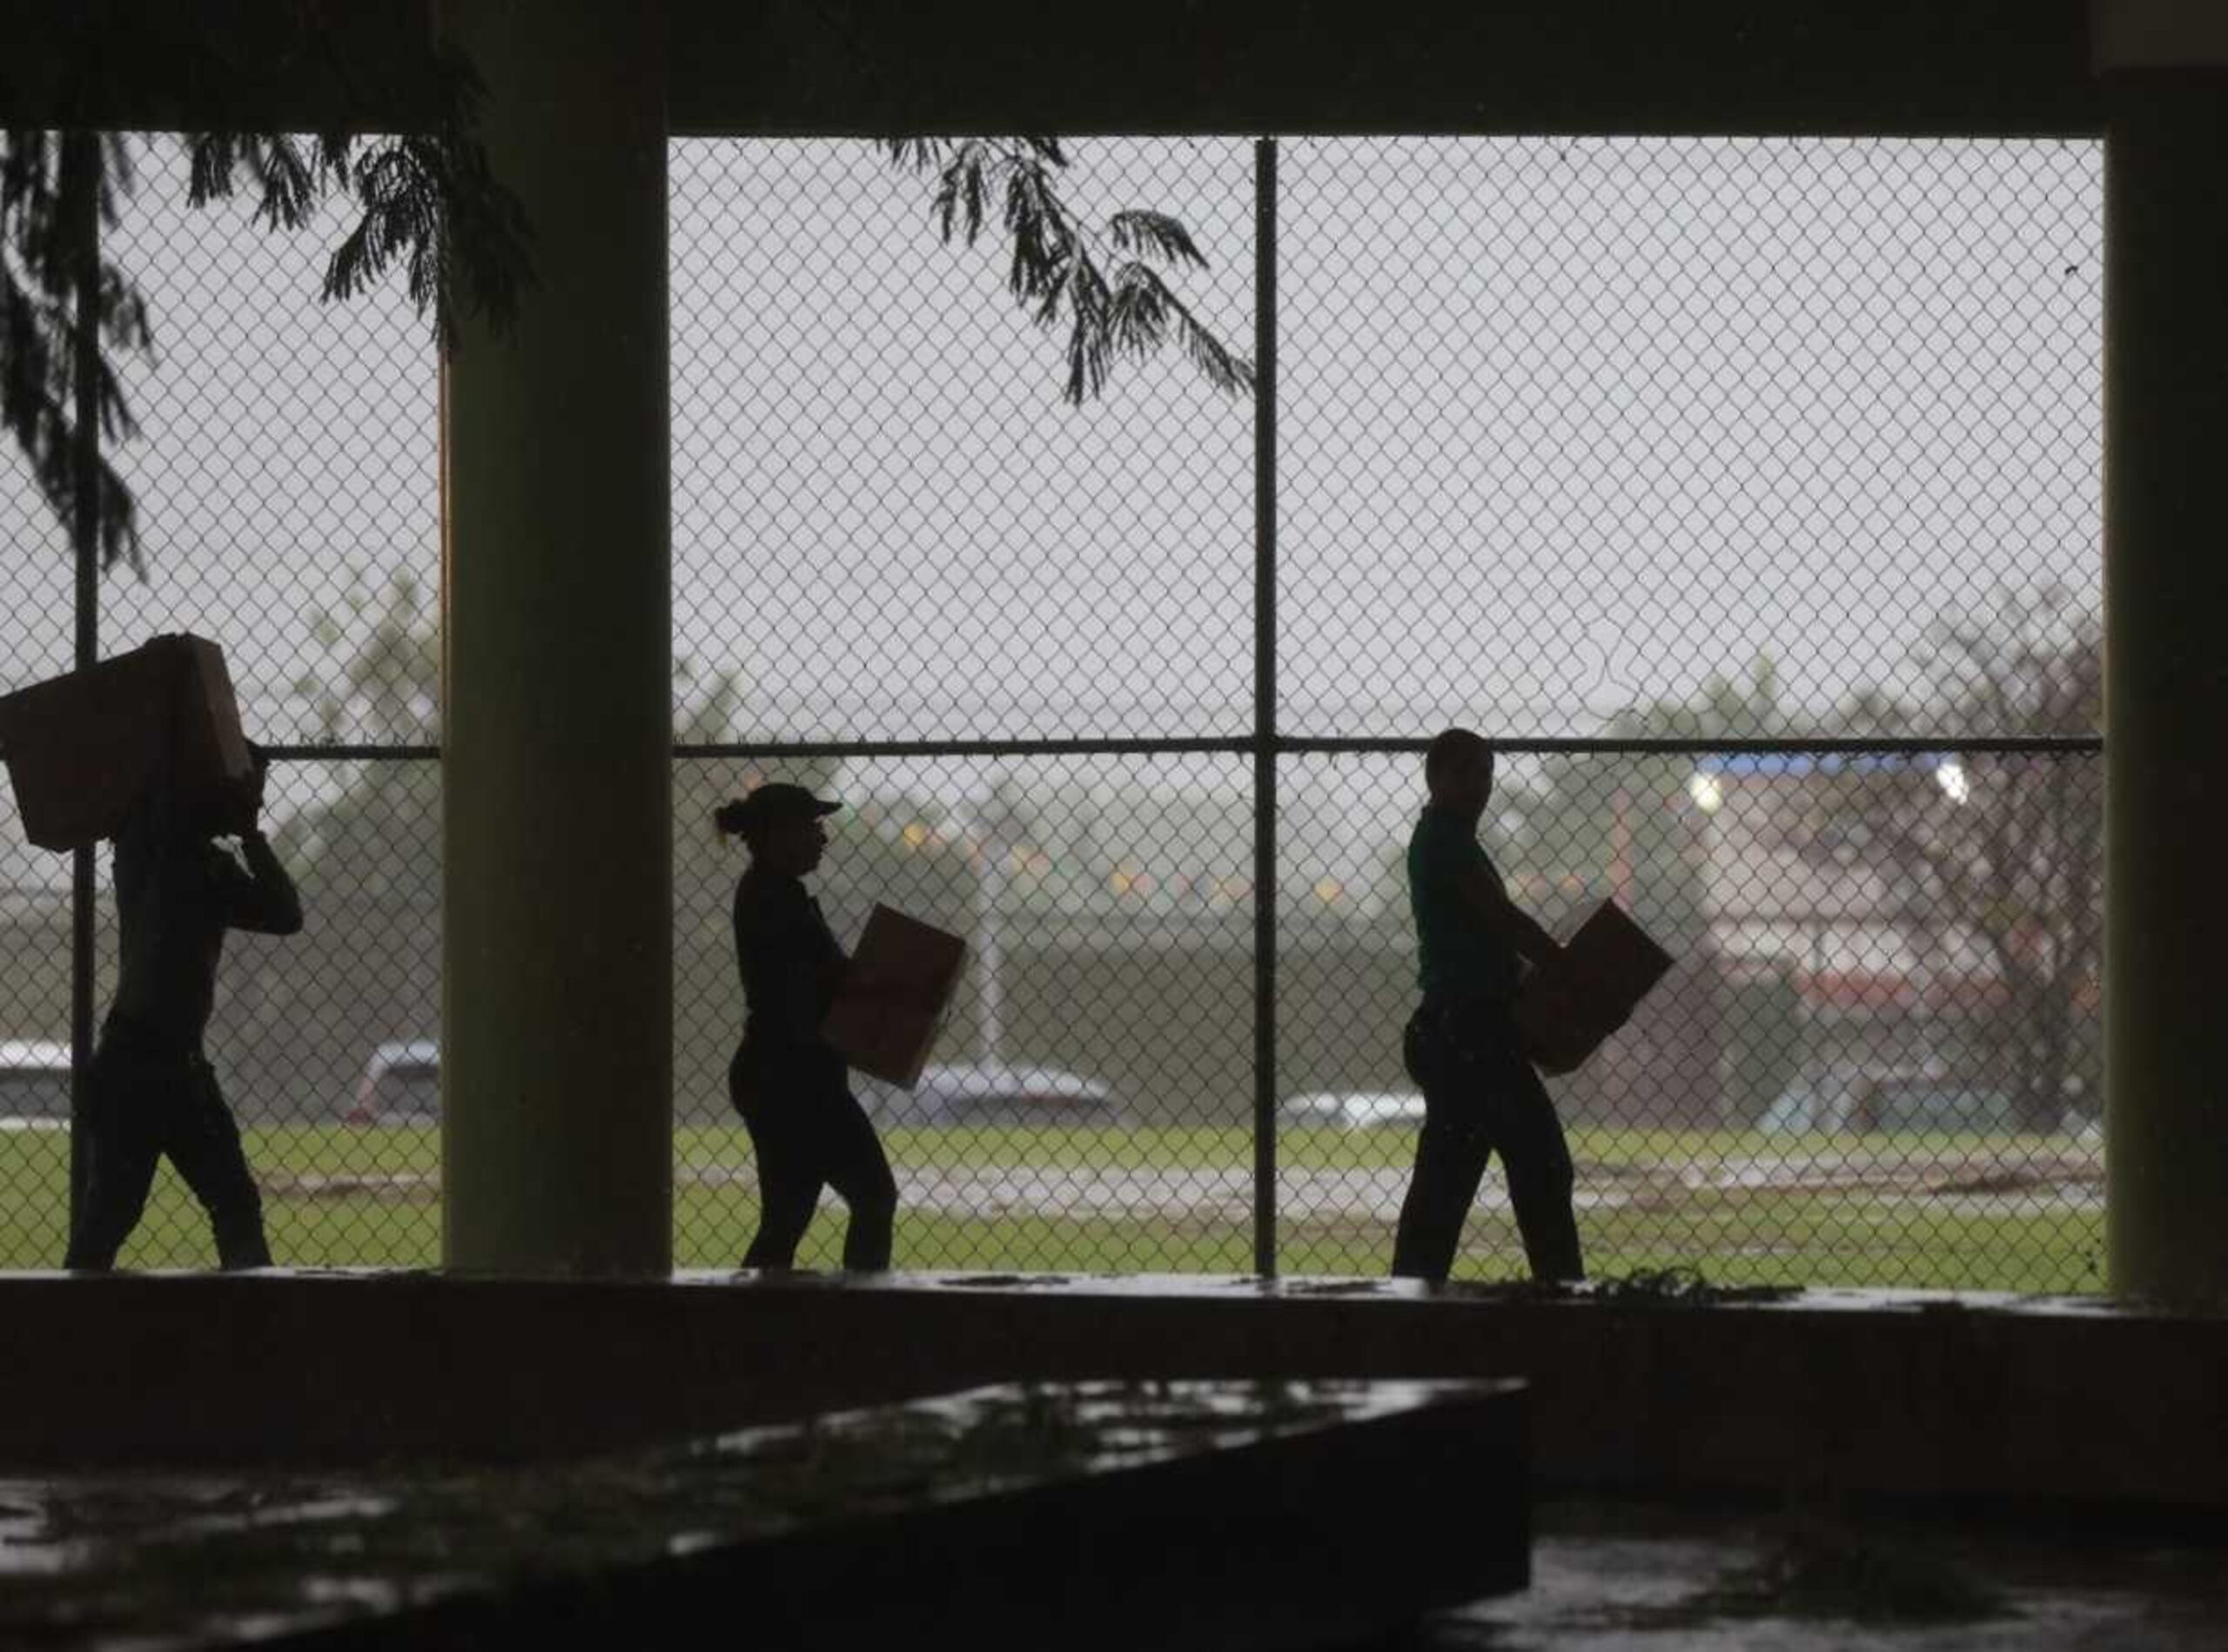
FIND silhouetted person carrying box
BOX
[1392,729,1584,1285]
[64,743,301,1271]
[715,782,897,1272]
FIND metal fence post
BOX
[1252,135,1279,1278]
[64,131,101,1239]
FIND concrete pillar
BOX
[2097,2,2228,1301]
[439,0,673,1273]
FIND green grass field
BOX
[0,1124,2106,1292]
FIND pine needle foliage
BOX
[180,38,531,354]
[9,87,1248,581]
[0,130,151,573]
[881,136,1254,405]
[1,40,529,579]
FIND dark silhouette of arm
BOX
[219,829,304,936]
[1453,860,1559,970]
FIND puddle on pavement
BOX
[1417,1497,2228,1650]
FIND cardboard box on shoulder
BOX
[0,635,251,851]
[1513,898,1674,1077]
[821,904,969,1088]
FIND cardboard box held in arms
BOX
[0,635,252,851]
[1512,898,1674,1077]
[821,903,969,1088]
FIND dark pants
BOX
[64,1024,271,1272]
[729,1046,897,1271]
[1392,1001,1582,1284]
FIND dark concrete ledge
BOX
[1,1378,1527,1652]
[3,1271,2221,1511]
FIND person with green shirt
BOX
[1392,727,1583,1283]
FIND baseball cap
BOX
[728,782,842,831]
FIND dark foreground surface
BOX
[6,1271,2224,1513]
[0,1376,1527,1652]
[6,1271,2225,1649]
[1401,1497,2228,1651]
[10,1478,2219,1651]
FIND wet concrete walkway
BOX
[0,1379,1527,1650]
[1410,1499,2226,1650]
[9,1476,2218,1649]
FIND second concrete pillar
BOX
[439,0,674,1275]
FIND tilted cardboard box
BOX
[0,635,251,851]
[1513,898,1674,1077]
[822,904,969,1088]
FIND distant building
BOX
[1691,752,1997,1002]
[1686,751,2099,1105]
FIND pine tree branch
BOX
[886,135,1252,405]
[1,126,148,574]
[3,33,534,580]
[182,39,534,353]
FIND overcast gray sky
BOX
[3,135,2102,890]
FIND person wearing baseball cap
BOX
[713,779,896,1271]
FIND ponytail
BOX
[713,798,752,839]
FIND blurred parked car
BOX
[346,1040,440,1125]
[0,1040,71,1130]
[1761,1067,2082,1134]
[858,1062,1117,1126]
[1279,1091,1427,1131]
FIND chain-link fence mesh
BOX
[1276,748,2101,1287]
[674,755,1262,1271]
[1281,138,2101,741]
[670,138,1258,743]
[2,134,2101,1286]
[3,138,446,1269]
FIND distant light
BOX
[901,822,931,850]
[1313,877,1344,905]
[1688,772,1724,815]
[1935,760,1971,805]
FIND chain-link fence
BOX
[2,135,2102,1287]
